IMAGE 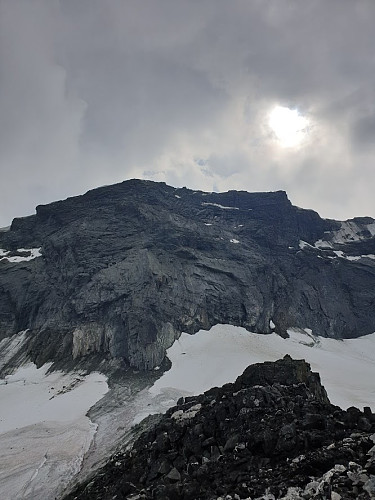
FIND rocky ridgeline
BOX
[64,357,375,499]
[0,180,375,373]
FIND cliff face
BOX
[0,179,375,371]
[63,357,375,500]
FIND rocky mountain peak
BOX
[233,355,330,404]
[0,179,375,373]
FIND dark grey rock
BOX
[1,179,375,372]
[165,467,181,482]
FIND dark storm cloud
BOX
[1,0,375,226]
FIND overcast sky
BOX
[1,0,375,227]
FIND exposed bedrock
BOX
[0,179,374,371]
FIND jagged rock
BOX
[165,467,181,482]
[1,179,375,372]
[63,357,375,499]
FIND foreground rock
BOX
[1,180,375,373]
[64,356,375,499]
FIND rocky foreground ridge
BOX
[64,356,375,499]
[1,180,375,372]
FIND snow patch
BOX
[331,221,369,243]
[269,319,276,329]
[230,239,240,244]
[299,240,314,249]
[314,239,332,249]
[314,220,375,247]
[300,240,375,263]
[0,248,42,263]
[201,202,239,210]
[347,254,375,261]
[333,250,345,258]
[329,250,375,262]
[174,195,181,199]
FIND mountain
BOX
[64,356,375,500]
[1,180,375,499]
[1,179,375,375]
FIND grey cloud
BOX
[352,113,375,148]
[1,0,375,226]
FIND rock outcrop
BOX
[0,180,375,371]
[63,356,375,499]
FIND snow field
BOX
[0,362,108,499]
[149,325,375,411]
[1,325,375,498]
[0,363,108,434]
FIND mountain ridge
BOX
[0,179,374,374]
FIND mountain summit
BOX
[0,179,374,373]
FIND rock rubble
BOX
[64,356,375,499]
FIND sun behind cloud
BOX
[269,106,309,148]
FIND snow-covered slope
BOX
[1,325,375,499]
[0,363,108,500]
[150,325,375,411]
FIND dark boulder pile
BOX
[64,356,375,499]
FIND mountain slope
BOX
[0,179,375,372]
[64,356,375,500]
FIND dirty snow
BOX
[0,363,108,499]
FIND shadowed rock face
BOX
[0,179,375,371]
[63,357,375,500]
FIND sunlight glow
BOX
[269,106,308,148]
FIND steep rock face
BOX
[0,180,375,370]
[63,357,375,499]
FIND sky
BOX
[1,0,375,227]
